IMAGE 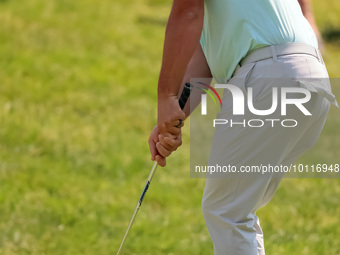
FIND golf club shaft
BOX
[116,83,192,255]
[116,162,158,255]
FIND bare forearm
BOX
[298,0,317,29]
[178,45,212,118]
[298,0,323,45]
[158,2,204,99]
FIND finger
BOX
[159,120,183,136]
[156,142,172,157]
[164,135,182,149]
[160,132,177,139]
[148,139,157,161]
[170,119,185,129]
[177,109,186,121]
[176,119,184,128]
[161,125,181,136]
[148,126,159,161]
[159,134,182,151]
[158,134,173,151]
[156,155,166,167]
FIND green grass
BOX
[0,0,339,254]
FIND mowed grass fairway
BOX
[0,0,339,254]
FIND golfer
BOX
[148,0,337,254]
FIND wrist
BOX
[158,87,178,100]
[157,94,178,106]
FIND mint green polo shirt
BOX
[200,0,318,83]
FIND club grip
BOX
[178,83,192,110]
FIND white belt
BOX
[240,43,324,66]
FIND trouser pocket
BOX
[297,78,338,108]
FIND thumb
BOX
[148,131,159,161]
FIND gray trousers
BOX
[202,44,337,255]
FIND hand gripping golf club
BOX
[116,83,192,255]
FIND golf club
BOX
[116,83,192,255]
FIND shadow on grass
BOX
[323,27,340,43]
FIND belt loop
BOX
[270,45,278,62]
[316,49,324,65]
[231,64,241,78]
[314,48,320,62]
